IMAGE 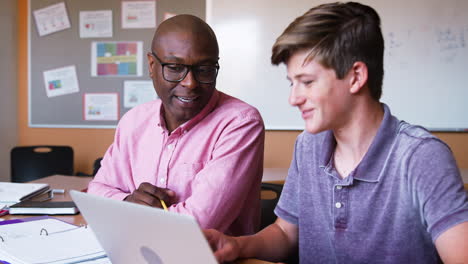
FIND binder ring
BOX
[40,228,49,236]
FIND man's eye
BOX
[166,65,185,72]
[197,66,216,74]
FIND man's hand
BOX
[204,229,241,263]
[124,182,175,209]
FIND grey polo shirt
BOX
[275,104,468,264]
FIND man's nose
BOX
[180,69,197,89]
[288,85,306,106]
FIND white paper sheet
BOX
[84,93,119,121]
[33,2,71,36]
[122,1,156,28]
[123,80,157,108]
[80,10,113,38]
[43,65,80,98]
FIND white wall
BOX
[0,0,18,181]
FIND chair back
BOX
[11,146,74,182]
[260,183,283,229]
[92,157,103,176]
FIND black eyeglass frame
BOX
[150,51,220,84]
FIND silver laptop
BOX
[70,190,217,264]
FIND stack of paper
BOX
[0,217,109,264]
[0,182,50,207]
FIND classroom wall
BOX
[0,0,18,181]
[17,0,468,175]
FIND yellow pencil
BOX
[160,199,168,211]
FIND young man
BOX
[88,15,265,236]
[205,2,468,263]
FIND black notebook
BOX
[9,201,79,215]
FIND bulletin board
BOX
[207,0,468,131]
[29,0,205,128]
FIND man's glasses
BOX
[151,51,219,84]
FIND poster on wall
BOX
[33,2,71,36]
[79,10,113,38]
[91,41,143,77]
[123,80,157,108]
[83,93,119,121]
[121,1,156,28]
[43,65,79,98]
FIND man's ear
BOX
[147,52,155,78]
[349,61,368,94]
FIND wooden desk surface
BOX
[0,175,274,264]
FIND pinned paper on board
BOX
[91,41,143,77]
[33,2,71,36]
[43,65,80,98]
[83,93,119,121]
[121,1,156,29]
[79,10,113,38]
[123,80,157,108]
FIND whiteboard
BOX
[207,0,468,131]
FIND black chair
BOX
[11,146,74,183]
[260,183,284,230]
[92,157,103,176]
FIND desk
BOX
[0,175,273,264]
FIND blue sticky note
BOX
[97,43,106,57]
[118,62,129,75]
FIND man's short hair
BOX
[271,2,384,101]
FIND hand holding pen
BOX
[124,182,174,211]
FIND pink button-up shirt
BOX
[88,90,265,235]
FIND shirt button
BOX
[159,178,166,184]
[335,202,342,208]
[167,144,174,150]
[336,185,343,190]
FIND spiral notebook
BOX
[0,216,108,264]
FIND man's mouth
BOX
[175,96,199,103]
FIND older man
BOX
[88,15,265,236]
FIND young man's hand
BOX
[204,229,241,262]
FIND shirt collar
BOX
[320,103,399,182]
[157,89,220,135]
[354,103,399,182]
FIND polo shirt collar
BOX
[319,103,399,182]
[353,104,399,182]
[157,89,220,135]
